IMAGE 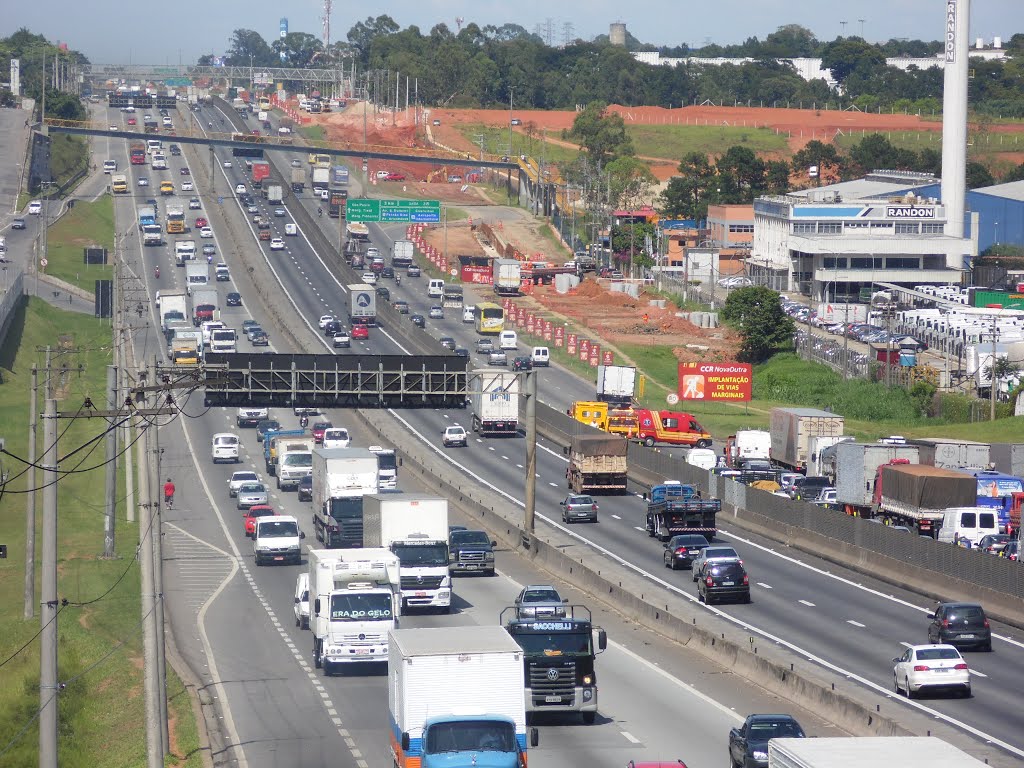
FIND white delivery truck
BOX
[348,283,377,326]
[492,258,522,296]
[312,167,330,191]
[364,494,451,612]
[768,737,988,768]
[185,262,209,290]
[308,547,401,675]
[277,437,315,490]
[389,626,536,768]
[596,364,636,408]
[471,371,520,437]
[311,447,380,548]
[157,291,189,333]
[391,239,415,269]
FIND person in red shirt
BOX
[163,479,175,506]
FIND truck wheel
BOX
[581,711,596,724]
[313,642,322,669]
[696,439,711,449]
[644,436,655,448]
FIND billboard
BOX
[678,363,752,402]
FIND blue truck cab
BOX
[405,715,535,768]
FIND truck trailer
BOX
[874,463,978,535]
[388,626,536,768]
[567,435,628,494]
[645,482,720,541]
[392,240,415,269]
[348,283,377,326]
[308,548,400,675]
[363,494,451,612]
[768,736,988,768]
[471,371,520,436]
[820,441,920,516]
[909,438,991,472]
[492,259,522,296]
[596,364,636,407]
[769,407,846,473]
[311,447,379,548]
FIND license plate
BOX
[355,649,370,655]
[415,591,427,597]
[689,550,700,554]
[934,668,949,673]
[722,581,734,586]
[545,695,561,703]
[464,565,479,570]
[273,556,284,561]
[960,634,975,639]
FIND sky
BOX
[4,0,1024,65]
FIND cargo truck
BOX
[596,364,636,407]
[442,284,464,308]
[263,428,306,476]
[265,185,284,206]
[633,409,712,449]
[492,258,522,296]
[644,482,720,541]
[185,263,210,291]
[251,160,271,187]
[312,447,379,548]
[290,167,306,193]
[157,291,188,333]
[724,429,771,468]
[277,437,315,490]
[909,438,991,471]
[137,205,157,230]
[567,435,628,494]
[363,494,452,612]
[819,441,920,516]
[501,604,606,723]
[391,239,415,269]
[388,626,537,768]
[331,164,349,187]
[308,548,400,675]
[142,225,162,246]
[471,371,520,436]
[768,736,988,768]
[312,167,330,191]
[769,407,846,473]
[874,463,978,535]
[348,283,377,326]
[190,288,218,326]
[369,446,398,490]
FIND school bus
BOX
[474,302,505,335]
[111,174,128,194]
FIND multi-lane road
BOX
[96,99,1024,767]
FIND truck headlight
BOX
[582,674,592,685]
[484,551,495,560]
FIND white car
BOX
[199,227,214,238]
[235,184,247,195]
[223,160,233,168]
[318,314,336,330]
[269,237,285,251]
[290,159,302,168]
[109,124,118,131]
[189,198,201,210]
[181,180,194,191]
[228,470,260,498]
[322,428,351,449]
[893,644,971,698]
[138,177,149,187]
[442,425,467,447]
[28,200,42,215]
[361,272,377,285]
[318,189,329,200]
[375,170,390,179]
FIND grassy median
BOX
[41,196,114,293]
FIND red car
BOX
[127,117,137,125]
[311,421,333,444]
[351,324,369,340]
[385,172,406,181]
[243,505,277,537]
[194,217,208,228]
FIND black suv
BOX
[663,534,710,570]
[928,602,992,651]
[698,560,750,605]
[448,529,496,576]
[297,475,313,502]
[789,475,831,500]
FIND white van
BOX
[531,346,550,367]
[147,139,162,154]
[499,330,518,350]
[462,306,475,324]
[284,222,298,236]
[103,160,117,174]
[293,572,310,629]
[427,279,444,299]
[937,507,998,547]
[686,448,718,471]
[175,240,196,264]
[209,328,237,353]
[211,432,240,463]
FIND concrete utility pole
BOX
[524,371,537,534]
[103,364,117,558]
[151,402,169,753]
[990,314,998,421]
[39,397,58,768]
[136,419,163,768]
[24,366,38,620]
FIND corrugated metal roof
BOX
[972,179,1024,202]
[391,626,520,657]
[789,178,927,201]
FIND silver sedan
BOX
[236,482,269,510]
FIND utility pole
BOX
[151,397,169,753]
[103,364,117,558]
[136,414,163,768]
[24,366,38,620]
[39,397,58,768]
[990,313,998,421]
[524,371,537,534]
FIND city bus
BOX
[257,96,271,111]
[475,302,505,335]
[165,207,186,234]
[308,153,331,168]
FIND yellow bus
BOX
[165,207,186,234]
[111,174,128,194]
[308,152,331,168]
[258,96,271,111]
[475,302,505,335]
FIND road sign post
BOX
[346,199,441,224]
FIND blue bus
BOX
[973,470,1023,532]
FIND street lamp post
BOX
[508,87,514,157]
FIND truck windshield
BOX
[258,521,298,538]
[376,453,397,471]
[425,721,516,754]
[510,630,593,656]
[283,454,313,467]
[329,592,393,621]
[328,497,363,520]
[450,531,490,546]
[391,543,448,566]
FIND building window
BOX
[845,221,868,229]
[818,222,842,234]
[729,224,754,233]
[793,222,816,234]
[871,222,892,229]
[895,223,920,234]
[850,257,883,269]
[885,257,920,269]
[823,257,847,269]
[922,223,945,234]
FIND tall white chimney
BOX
[941,0,970,239]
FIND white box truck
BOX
[277,437,315,490]
[492,258,522,296]
[471,371,520,437]
[596,365,636,407]
[312,167,330,191]
[308,548,400,675]
[364,494,451,612]
[157,291,189,332]
[311,447,379,548]
[392,239,415,269]
[348,283,377,326]
[388,626,536,768]
[768,737,988,768]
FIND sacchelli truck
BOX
[308,547,400,675]
[501,604,606,723]
[388,626,537,768]
[312,447,379,548]
[364,494,451,612]
[567,434,628,494]
[471,371,520,436]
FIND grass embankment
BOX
[454,124,579,164]
[833,128,1024,161]
[298,124,326,143]
[50,134,89,190]
[626,123,788,159]
[43,197,114,292]
[0,326,201,758]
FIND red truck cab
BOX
[634,409,712,449]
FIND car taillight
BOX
[592,504,598,511]
[942,619,950,628]
[954,663,969,670]
[705,576,714,586]
[742,575,749,585]
[675,548,686,555]
[913,665,930,672]
[983,619,990,628]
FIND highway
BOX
[99,98,1024,767]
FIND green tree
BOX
[568,101,634,165]
[605,156,657,210]
[347,15,399,64]
[791,139,844,183]
[820,38,886,88]
[721,286,796,362]
[658,152,717,219]
[966,161,995,189]
[715,145,766,203]
[226,29,276,67]
[272,32,323,68]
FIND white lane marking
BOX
[756,582,773,590]
[548,482,558,487]
[633,526,646,532]
[611,514,622,520]
[798,600,816,607]
[621,732,641,744]
[847,620,866,628]
[385,410,1024,759]
[970,670,988,678]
